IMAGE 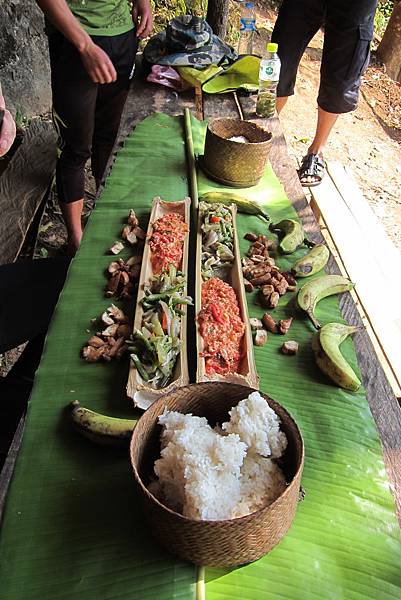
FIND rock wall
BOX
[0,0,51,117]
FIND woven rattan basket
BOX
[200,118,273,187]
[130,382,304,567]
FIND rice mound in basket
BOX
[148,391,288,520]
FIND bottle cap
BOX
[267,42,278,53]
[245,2,254,8]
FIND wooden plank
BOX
[0,118,56,265]
[311,201,401,398]
[75,82,401,523]
[118,78,195,142]
[309,164,401,394]
[203,93,239,121]
[328,161,401,286]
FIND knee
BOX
[58,145,91,169]
[317,81,360,114]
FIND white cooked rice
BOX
[222,391,287,458]
[149,392,288,520]
[233,453,286,518]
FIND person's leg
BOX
[0,257,70,465]
[48,33,98,254]
[307,108,339,155]
[0,335,44,467]
[0,257,70,354]
[271,0,324,113]
[59,199,84,252]
[299,0,377,185]
[298,108,339,184]
[91,79,130,187]
[91,30,137,187]
[276,97,288,115]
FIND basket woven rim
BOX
[130,382,304,525]
[198,156,263,187]
[207,117,273,145]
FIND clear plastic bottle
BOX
[238,2,256,55]
[256,42,281,118]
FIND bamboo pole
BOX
[196,566,205,600]
[184,107,199,213]
[183,107,199,383]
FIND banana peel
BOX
[69,400,137,446]
[269,219,315,254]
[291,244,330,277]
[312,323,361,391]
[297,274,354,329]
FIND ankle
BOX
[307,144,324,156]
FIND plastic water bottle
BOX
[256,42,281,118]
[238,2,256,55]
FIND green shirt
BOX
[67,0,133,36]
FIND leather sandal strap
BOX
[298,154,326,181]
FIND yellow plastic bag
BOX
[202,55,261,94]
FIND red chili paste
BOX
[199,277,245,375]
[149,213,188,274]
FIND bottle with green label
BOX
[256,42,281,118]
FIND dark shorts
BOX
[49,28,138,203]
[271,0,378,113]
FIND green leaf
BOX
[189,115,401,600]
[1,112,400,600]
[0,113,196,600]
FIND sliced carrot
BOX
[161,309,168,332]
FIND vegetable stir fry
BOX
[200,202,234,280]
[129,265,192,389]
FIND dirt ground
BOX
[255,4,401,251]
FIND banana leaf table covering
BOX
[0,113,400,600]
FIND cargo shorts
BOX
[271,0,378,113]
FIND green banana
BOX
[269,219,314,254]
[312,323,361,391]
[297,274,354,329]
[69,400,137,446]
[291,244,330,277]
[199,192,270,222]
